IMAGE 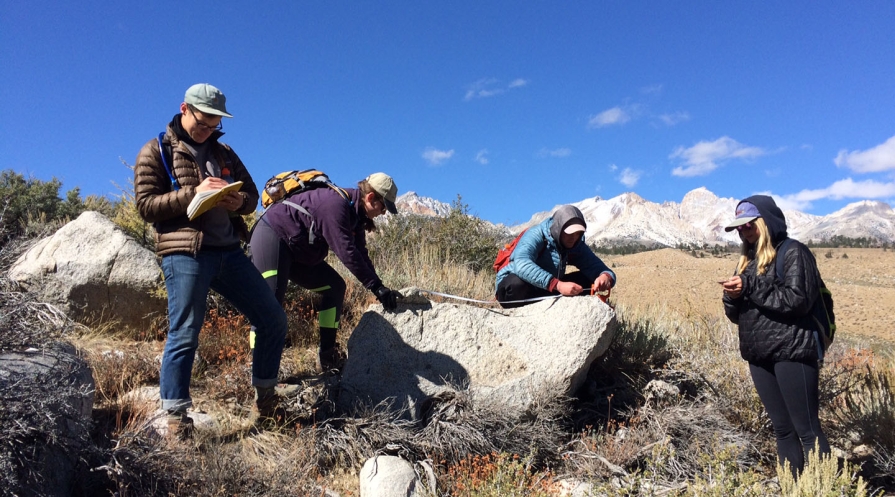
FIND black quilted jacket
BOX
[722,195,821,363]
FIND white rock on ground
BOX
[359,455,425,497]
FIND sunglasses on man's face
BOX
[736,222,754,232]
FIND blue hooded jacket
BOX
[495,205,616,291]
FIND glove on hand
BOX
[374,285,402,310]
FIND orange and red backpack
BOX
[492,228,530,272]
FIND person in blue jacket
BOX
[495,205,616,308]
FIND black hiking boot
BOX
[315,345,346,373]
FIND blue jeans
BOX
[160,249,288,412]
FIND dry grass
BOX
[5,229,893,495]
[77,338,161,405]
[97,425,325,496]
[61,260,895,495]
[606,247,895,344]
[443,452,558,496]
[369,242,496,302]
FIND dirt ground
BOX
[604,247,895,345]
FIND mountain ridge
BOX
[395,187,895,246]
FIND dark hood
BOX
[549,205,586,246]
[740,194,788,246]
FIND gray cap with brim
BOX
[185,83,233,118]
[724,201,761,232]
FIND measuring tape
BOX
[416,287,612,307]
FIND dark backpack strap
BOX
[774,238,794,283]
[157,132,180,191]
[281,200,318,245]
[774,238,830,358]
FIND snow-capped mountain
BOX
[395,187,895,246]
[395,191,453,217]
[796,201,895,243]
[518,187,894,246]
[512,188,737,247]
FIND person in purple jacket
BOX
[249,172,402,372]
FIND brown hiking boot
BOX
[315,345,346,373]
[253,387,288,427]
[166,411,194,440]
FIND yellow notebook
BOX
[186,181,243,220]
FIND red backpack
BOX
[492,229,530,272]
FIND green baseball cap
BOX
[184,83,233,118]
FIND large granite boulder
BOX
[338,289,617,418]
[8,211,165,330]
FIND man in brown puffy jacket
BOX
[134,83,288,436]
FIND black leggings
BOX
[749,360,830,474]
[495,271,593,308]
[249,219,346,330]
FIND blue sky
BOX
[2,1,895,226]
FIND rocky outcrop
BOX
[338,289,617,418]
[8,211,165,330]
[0,342,95,496]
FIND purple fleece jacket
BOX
[261,187,382,289]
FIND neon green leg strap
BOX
[250,270,279,349]
[318,307,339,329]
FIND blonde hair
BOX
[735,217,776,275]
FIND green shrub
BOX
[824,351,895,468]
[370,195,504,274]
[684,444,767,496]
[777,446,868,496]
[109,177,155,250]
[0,170,81,245]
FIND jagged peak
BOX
[682,187,719,201]
[618,191,646,204]
[830,199,894,216]
[394,191,452,217]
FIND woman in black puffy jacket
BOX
[720,195,830,476]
